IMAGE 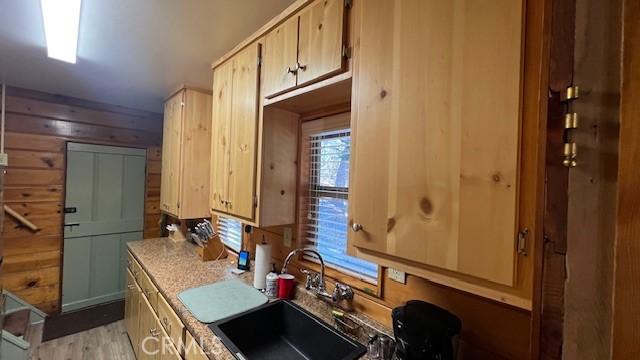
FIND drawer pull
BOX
[127,285,135,290]
[351,223,363,232]
[162,317,172,333]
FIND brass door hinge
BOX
[517,228,529,256]
[564,85,580,101]
[562,85,579,167]
[563,142,578,168]
[565,112,578,129]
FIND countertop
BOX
[127,238,390,360]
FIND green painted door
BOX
[62,143,146,313]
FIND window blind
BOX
[302,128,378,283]
[217,216,242,252]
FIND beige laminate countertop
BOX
[127,237,389,360]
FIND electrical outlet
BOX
[283,227,293,247]
[388,268,406,284]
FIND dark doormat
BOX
[42,299,125,341]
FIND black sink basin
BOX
[209,300,367,360]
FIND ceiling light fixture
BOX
[41,0,82,63]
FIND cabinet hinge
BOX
[253,195,258,208]
[342,44,352,59]
[177,201,180,209]
[257,55,262,66]
[517,228,529,256]
[344,0,353,9]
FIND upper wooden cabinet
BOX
[263,0,348,98]
[211,42,299,227]
[160,87,212,219]
[349,0,541,308]
[211,43,261,220]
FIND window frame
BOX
[296,112,382,296]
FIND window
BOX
[217,216,243,252]
[301,124,378,284]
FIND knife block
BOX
[197,236,228,262]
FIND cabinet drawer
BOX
[131,256,143,285]
[158,294,185,354]
[185,331,208,360]
[127,252,135,273]
[140,269,158,312]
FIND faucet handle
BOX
[301,269,314,290]
[333,282,354,302]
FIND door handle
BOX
[64,223,80,229]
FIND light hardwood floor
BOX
[30,321,135,360]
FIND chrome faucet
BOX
[282,247,350,303]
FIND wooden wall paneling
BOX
[4,96,163,133]
[536,0,576,358]
[611,0,640,357]
[258,106,299,227]
[144,146,162,239]
[1,86,163,314]
[562,0,622,358]
[5,113,161,146]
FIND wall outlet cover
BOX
[388,268,406,284]
[283,227,293,247]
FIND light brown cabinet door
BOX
[350,0,524,286]
[210,60,234,213]
[227,43,261,220]
[158,318,182,360]
[160,91,183,216]
[297,0,346,86]
[125,270,141,357]
[138,295,159,360]
[263,16,299,97]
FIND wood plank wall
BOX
[1,86,163,314]
[144,146,163,239]
[246,227,531,359]
[612,0,640,357]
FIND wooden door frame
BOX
[611,0,640,357]
[531,0,576,358]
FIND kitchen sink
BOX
[209,300,367,360]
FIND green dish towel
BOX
[177,279,268,323]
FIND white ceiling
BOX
[0,0,294,112]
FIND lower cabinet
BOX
[138,295,158,360]
[125,252,207,359]
[125,270,142,358]
[184,332,208,360]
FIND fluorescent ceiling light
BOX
[41,0,82,63]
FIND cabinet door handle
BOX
[162,317,172,333]
[351,223,363,232]
[127,284,135,290]
[298,62,307,71]
[287,65,298,75]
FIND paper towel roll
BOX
[253,243,272,289]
